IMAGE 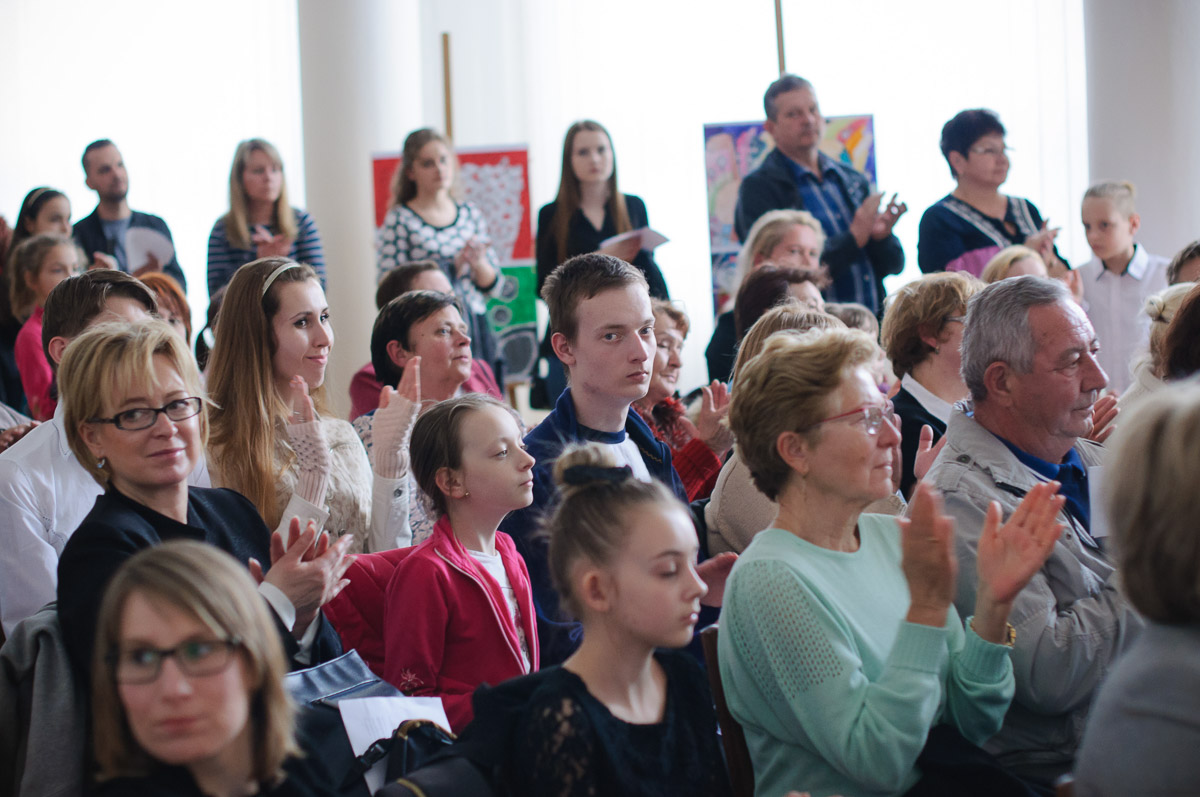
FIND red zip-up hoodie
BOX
[382,515,539,730]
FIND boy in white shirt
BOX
[1078,181,1169,394]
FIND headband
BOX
[561,464,632,487]
[25,187,53,209]
[261,262,300,297]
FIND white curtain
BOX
[0,0,305,316]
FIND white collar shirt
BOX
[1078,244,1169,394]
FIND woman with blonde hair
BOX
[206,258,412,553]
[707,305,848,555]
[207,139,325,295]
[376,128,505,380]
[720,326,1062,797]
[707,209,826,382]
[1118,281,1197,411]
[979,245,1047,284]
[55,318,347,684]
[1075,383,1200,794]
[91,541,334,795]
[881,271,981,496]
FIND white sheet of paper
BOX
[337,695,451,758]
[598,227,669,251]
[1087,465,1108,539]
[124,227,175,273]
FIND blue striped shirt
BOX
[206,207,326,295]
[784,153,878,311]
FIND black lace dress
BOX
[508,649,732,797]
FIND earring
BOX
[934,346,941,355]
[97,457,106,469]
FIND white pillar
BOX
[296,0,423,416]
[1084,0,1200,257]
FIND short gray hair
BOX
[961,276,1071,401]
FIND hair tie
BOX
[261,262,299,297]
[562,464,632,486]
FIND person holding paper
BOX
[88,541,336,796]
[734,75,905,315]
[534,120,669,405]
[922,276,1144,787]
[73,140,187,290]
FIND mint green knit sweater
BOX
[717,514,1014,797]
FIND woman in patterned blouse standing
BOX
[375,128,505,382]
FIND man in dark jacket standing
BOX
[73,139,187,290]
[734,74,905,314]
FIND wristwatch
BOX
[970,617,1016,647]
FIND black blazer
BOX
[57,486,342,684]
[72,207,187,290]
[893,385,948,498]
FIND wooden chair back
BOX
[699,624,755,797]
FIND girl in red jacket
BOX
[383,394,538,730]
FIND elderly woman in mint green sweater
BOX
[719,327,1063,797]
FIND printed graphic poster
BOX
[371,147,537,381]
[703,115,875,313]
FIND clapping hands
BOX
[250,517,356,636]
[253,225,293,259]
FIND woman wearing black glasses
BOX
[55,319,348,686]
[719,327,1064,797]
[90,540,333,796]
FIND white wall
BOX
[1084,0,1200,259]
[0,0,306,320]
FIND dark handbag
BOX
[285,651,459,793]
[285,651,404,796]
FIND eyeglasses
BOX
[969,145,1011,158]
[809,400,896,436]
[88,397,203,431]
[109,637,241,685]
[944,315,966,325]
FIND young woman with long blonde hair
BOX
[206,258,413,554]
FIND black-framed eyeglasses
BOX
[808,400,896,436]
[108,637,241,685]
[87,397,203,431]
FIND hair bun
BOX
[562,464,632,487]
[1145,294,1166,320]
[552,442,622,496]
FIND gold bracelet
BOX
[969,617,1016,647]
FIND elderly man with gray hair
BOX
[922,276,1144,787]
